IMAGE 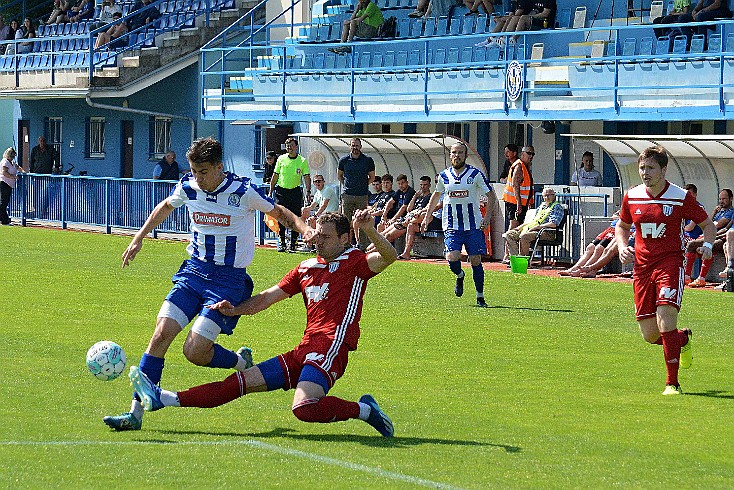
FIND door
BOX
[18,119,30,170]
[266,124,294,155]
[121,120,134,178]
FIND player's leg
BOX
[443,230,465,297]
[465,229,488,307]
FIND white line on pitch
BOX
[2,440,466,489]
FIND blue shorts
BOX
[164,258,253,335]
[444,229,487,256]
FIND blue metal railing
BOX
[8,173,276,243]
[199,17,734,120]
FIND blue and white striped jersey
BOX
[436,165,491,231]
[169,172,275,269]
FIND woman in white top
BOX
[1,147,22,225]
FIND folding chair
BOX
[529,204,568,266]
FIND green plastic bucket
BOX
[509,255,530,274]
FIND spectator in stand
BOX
[481,0,534,43]
[153,150,182,180]
[0,16,13,55]
[329,0,383,54]
[127,0,161,32]
[94,12,127,49]
[571,151,603,187]
[499,143,518,184]
[55,0,94,24]
[378,174,415,234]
[653,0,691,38]
[4,20,19,55]
[15,18,35,54]
[514,0,557,33]
[464,0,494,16]
[504,187,563,258]
[91,0,123,30]
[685,188,734,287]
[46,0,73,25]
[378,175,432,246]
[678,0,732,41]
[262,151,277,185]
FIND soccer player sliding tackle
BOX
[129,210,397,436]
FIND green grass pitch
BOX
[1,226,733,488]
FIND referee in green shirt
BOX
[269,137,311,252]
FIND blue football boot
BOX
[129,366,164,412]
[359,394,394,437]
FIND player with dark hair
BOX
[103,137,313,431]
[129,210,397,437]
[421,142,497,307]
[615,146,715,395]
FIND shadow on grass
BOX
[684,390,734,400]
[151,427,522,452]
[485,305,574,313]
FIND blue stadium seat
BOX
[409,17,423,36]
[59,52,71,67]
[689,34,705,53]
[433,47,446,64]
[622,38,636,57]
[422,17,436,36]
[436,16,448,36]
[557,8,571,28]
[727,33,734,53]
[639,37,653,56]
[672,35,687,55]
[606,41,616,56]
[447,46,459,63]
[460,45,473,62]
[359,51,371,68]
[303,53,314,68]
[70,22,79,34]
[707,33,722,53]
[324,52,336,68]
[448,17,460,35]
[475,13,487,33]
[655,36,670,55]
[395,50,407,66]
[313,52,325,69]
[485,45,500,62]
[317,23,330,41]
[383,50,395,67]
[371,52,383,67]
[407,49,421,66]
[62,23,73,35]
[335,53,348,68]
[461,16,474,34]
[398,17,410,37]
[220,0,236,9]
[474,46,486,62]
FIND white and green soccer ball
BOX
[86,341,127,381]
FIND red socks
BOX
[178,371,246,408]
[292,396,360,423]
[660,330,681,386]
[699,258,713,279]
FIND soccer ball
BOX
[86,341,127,381]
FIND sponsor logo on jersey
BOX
[305,352,325,362]
[304,283,329,303]
[640,222,666,238]
[448,190,469,198]
[192,212,231,226]
[660,287,677,299]
[662,204,673,216]
[228,194,241,207]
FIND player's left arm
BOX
[355,209,397,272]
[208,285,290,316]
[268,203,315,241]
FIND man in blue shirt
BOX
[338,137,375,248]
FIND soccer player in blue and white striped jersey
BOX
[421,142,498,307]
[103,137,313,431]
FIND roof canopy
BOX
[566,134,734,211]
[293,133,486,187]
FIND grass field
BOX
[1,226,733,489]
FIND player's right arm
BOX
[122,198,174,268]
[208,285,290,316]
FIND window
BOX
[46,117,63,159]
[150,117,172,159]
[86,117,105,158]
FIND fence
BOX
[8,173,274,243]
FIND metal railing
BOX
[8,173,275,243]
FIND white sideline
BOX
[2,439,465,489]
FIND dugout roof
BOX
[292,133,487,187]
[566,134,734,211]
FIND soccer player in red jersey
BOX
[129,209,398,436]
[615,146,715,396]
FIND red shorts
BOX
[277,334,352,391]
[594,226,615,245]
[633,258,685,320]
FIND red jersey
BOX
[620,181,708,272]
[278,248,377,350]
